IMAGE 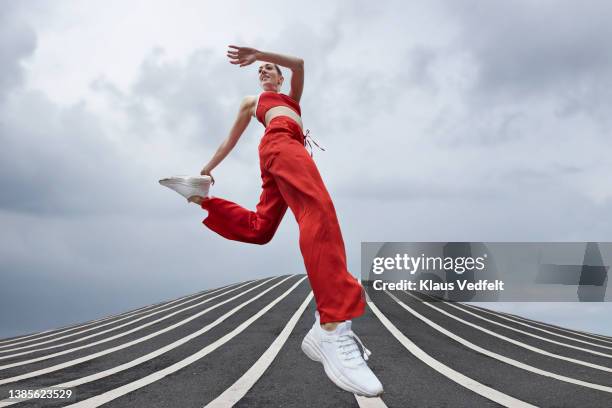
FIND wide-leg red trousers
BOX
[200,116,366,324]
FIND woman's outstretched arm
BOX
[227,45,305,102]
[200,95,255,183]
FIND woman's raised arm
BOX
[227,46,305,102]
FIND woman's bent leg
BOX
[200,172,288,245]
[264,136,366,324]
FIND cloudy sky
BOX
[1,0,611,338]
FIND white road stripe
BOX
[0,277,278,385]
[588,333,612,341]
[460,303,612,350]
[0,280,257,369]
[387,291,612,393]
[468,305,612,346]
[65,276,308,408]
[0,282,241,352]
[0,297,191,347]
[0,304,151,346]
[417,294,612,358]
[0,284,234,347]
[205,291,314,408]
[354,394,389,408]
[368,297,536,407]
[0,304,156,348]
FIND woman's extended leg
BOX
[260,130,366,324]
[200,171,288,245]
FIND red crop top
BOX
[255,91,301,125]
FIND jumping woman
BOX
[159,45,384,397]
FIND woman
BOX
[159,45,383,397]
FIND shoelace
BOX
[303,129,326,158]
[336,330,372,362]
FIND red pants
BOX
[200,116,366,324]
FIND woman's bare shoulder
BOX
[240,95,258,116]
[241,95,258,107]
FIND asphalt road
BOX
[0,275,610,407]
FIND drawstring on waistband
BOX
[303,129,326,158]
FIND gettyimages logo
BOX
[371,253,488,275]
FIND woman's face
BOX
[259,63,283,91]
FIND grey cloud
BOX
[0,90,157,216]
[262,3,402,133]
[427,109,530,147]
[0,4,36,102]
[444,0,612,119]
[398,46,440,93]
[92,47,245,150]
[336,177,499,202]
[502,163,586,188]
[0,8,147,217]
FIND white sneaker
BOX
[159,175,211,201]
[301,311,384,397]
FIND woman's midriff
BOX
[264,106,303,132]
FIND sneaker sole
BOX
[159,178,210,199]
[159,178,211,187]
[301,332,383,397]
[159,180,209,189]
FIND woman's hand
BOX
[227,45,259,67]
[200,167,215,185]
